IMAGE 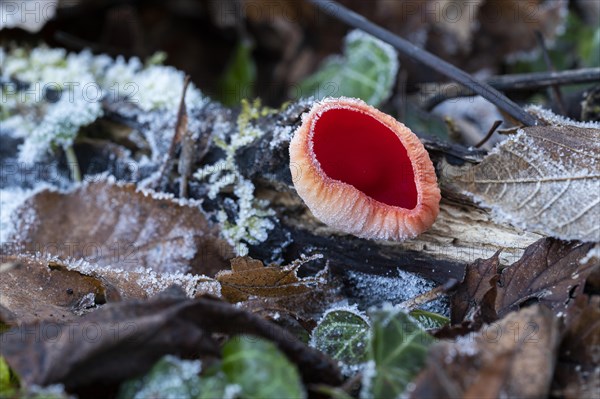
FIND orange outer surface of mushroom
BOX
[289,97,441,241]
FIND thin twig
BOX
[423,67,600,110]
[64,145,82,183]
[306,0,539,126]
[475,120,503,148]
[535,31,566,115]
[154,75,191,191]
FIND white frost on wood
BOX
[346,269,449,316]
[194,100,277,255]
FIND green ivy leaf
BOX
[297,29,398,106]
[409,309,450,329]
[219,40,257,106]
[0,356,19,396]
[222,336,305,399]
[117,355,203,399]
[364,307,435,399]
[196,373,229,399]
[311,309,370,366]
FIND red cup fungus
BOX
[289,97,441,241]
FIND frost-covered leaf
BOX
[195,374,230,399]
[310,308,370,366]
[0,255,109,324]
[0,254,220,322]
[222,336,306,399]
[117,355,202,399]
[459,125,600,242]
[410,305,559,399]
[9,179,233,276]
[297,30,398,106]
[409,309,450,330]
[0,287,219,390]
[364,307,434,399]
[216,256,322,302]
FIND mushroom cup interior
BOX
[312,108,418,210]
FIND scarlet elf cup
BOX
[289,97,441,241]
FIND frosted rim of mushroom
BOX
[289,97,441,241]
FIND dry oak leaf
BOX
[0,255,110,325]
[459,126,600,242]
[0,286,342,392]
[451,239,597,325]
[8,179,233,275]
[494,239,598,318]
[216,256,324,303]
[551,295,600,399]
[451,252,500,324]
[410,304,560,399]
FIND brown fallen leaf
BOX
[410,304,560,399]
[451,252,499,324]
[458,125,600,242]
[0,286,342,394]
[551,295,600,399]
[451,239,597,324]
[0,255,110,325]
[216,255,325,302]
[495,239,598,318]
[8,179,233,275]
[0,252,223,328]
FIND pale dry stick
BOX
[154,75,191,192]
[398,278,459,310]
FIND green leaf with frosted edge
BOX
[409,309,450,329]
[219,40,257,106]
[195,372,229,399]
[297,29,399,106]
[311,309,370,365]
[117,355,202,399]
[365,307,435,399]
[222,336,305,399]
[0,356,19,396]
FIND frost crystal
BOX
[581,245,600,265]
[194,99,277,255]
[2,45,208,165]
[18,89,103,164]
[347,269,450,315]
[0,183,56,244]
[526,104,600,129]
[359,360,377,399]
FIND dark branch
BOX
[306,0,540,126]
[423,68,600,110]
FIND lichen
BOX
[194,99,277,255]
